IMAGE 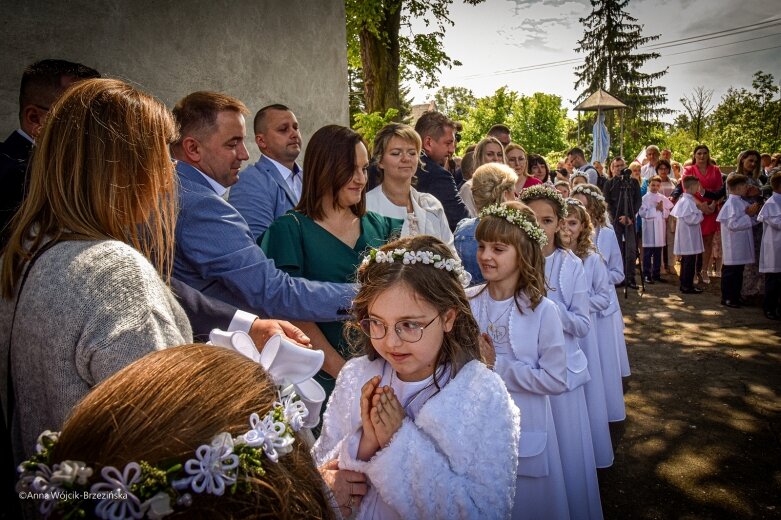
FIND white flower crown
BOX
[479,204,548,247]
[571,170,588,179]
[17,391,307,519]
[361,247,472,287]
[17,333,325,520]
[519,184,569,218]
[572,184,606,202]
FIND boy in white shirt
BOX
[639,176,673,284]
[758,172,781,320]
[671,176,704,294]
[716,174,755,308]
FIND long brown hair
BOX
[572,183,607,228]
[297,125,367,220]
[346,235,482,386]
[473,201,547,311]
[54,345,333,519]
[1,78,177,298]
[564,199,596,260]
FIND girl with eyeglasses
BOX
[313,235,519,519]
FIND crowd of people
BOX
[0,59,779,520]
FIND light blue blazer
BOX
[173,161,354,321]
[229,156,300,241]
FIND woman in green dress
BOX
[260,125,402,401]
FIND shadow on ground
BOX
[599,275,781,520]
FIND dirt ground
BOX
[599,272,781,519]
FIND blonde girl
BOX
[563,199,615,469]
[520,185,603,520]
[313,235,519,519]
[469,200,570,520]
[571,184,629,421]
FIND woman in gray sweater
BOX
[0,79,192,460]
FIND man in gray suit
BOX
[230,104,302,240]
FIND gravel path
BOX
[599,275,781,519]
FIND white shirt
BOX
[16,128,34,143]
[639,191,673,247]
[670,193,704,255]
[640,163,657,180]
[265,155,302,201]
[758,192,781,273]
[192,165,228,197]
[717,194,755,266]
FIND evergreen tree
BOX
[574,0,671,154]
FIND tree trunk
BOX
[359,0,402,116]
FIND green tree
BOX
[353,108,400,153]
[434,86,476,122]
[458,87,574,157]
[459,86,518,149]
[708,71,781,165]
[346,0,483,115]
[507,92,569,156]
[574,0,670,157]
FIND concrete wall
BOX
[0,0,348,162]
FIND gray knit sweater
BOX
[0,240,193,460]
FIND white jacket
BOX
[366,186,456,256]
[312,356,520,519]
[670,194,704,255]
[639,192,673,247]
[717,194,755,266]
[758,192,781,273]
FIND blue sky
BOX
[407,0,780,122]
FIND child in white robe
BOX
[313,235,520,520]
[639,176,673,283]
[757,172,781,320]
[716,174,755,307]
[671,176,705,294]
[521,186,603,520]
[468,200,570,520]
[573,184,628,420]
[563,198,614,468]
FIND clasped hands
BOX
[357,375,406,461]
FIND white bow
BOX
[209,330,326,428]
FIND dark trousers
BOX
[643,247,662,279]
[765,272,781,313]
[721,264,745,302]
[680,254,697,290]
[615,221,638,282]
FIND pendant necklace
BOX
[483,296,514,343]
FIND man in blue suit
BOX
[229,104,303,240]
[170,91,354,322]
[413,111,468,230]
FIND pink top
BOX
[683,164,723,236]
[522,176,542,189]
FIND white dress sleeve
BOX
[494,301,568,395]
[551,257,591,338]
[587,255,611,313]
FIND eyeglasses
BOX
[359,315,439,343]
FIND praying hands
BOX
[357,376,406,461]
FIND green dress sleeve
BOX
[259,211,305,276]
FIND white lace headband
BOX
[361,248,472,287]
[571,184,606,202]
[519,184,568,218]
[17,333,325,519]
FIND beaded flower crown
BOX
[479,204,548,247]
[17,393,307,519]
[361,247,472,287]
[571,184,606,203]
[17,332,325,520]
[519,184,568,218]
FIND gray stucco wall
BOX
[0,0,348,162]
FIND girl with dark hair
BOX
[313,235,519,519]
[260,125,402,404]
